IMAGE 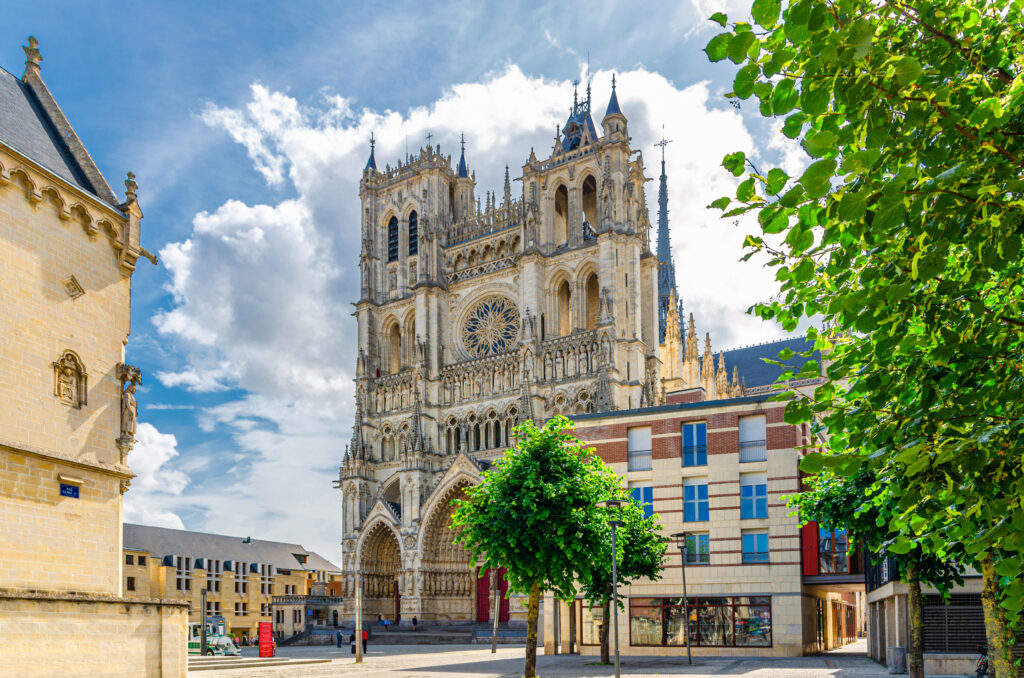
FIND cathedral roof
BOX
[0,66,96,195]
[123,523,341,574]
[0,41,118,205]
[721,336,820,388]
[457,134,469,178]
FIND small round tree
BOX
[451,416,665,678]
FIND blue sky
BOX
[2,0,803,560]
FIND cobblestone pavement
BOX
[192,641,963,678]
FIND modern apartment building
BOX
[122,524,343,640]
[543,339,865,657]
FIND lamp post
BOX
[598,499,624,678]
[670,532,692,665]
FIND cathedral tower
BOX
[337,77,662,623]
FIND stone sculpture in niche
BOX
[116,363,142,463]
[53,351,87,408]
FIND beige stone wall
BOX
[0,448,123,594]
[0,145,135,596]
[0,590,188,678]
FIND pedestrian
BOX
[349,633,356,654]
[377,613,383,627]
[336,629,343,648]
[412,616,418,631]
[361,628,368,654]
[396,613,402,628]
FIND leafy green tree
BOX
[580,499,666,664]
[704,1,1024,674]
[451,417,664,678]
[791,466,963,677]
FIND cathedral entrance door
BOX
[476,567,509,622]
[360,523,401,622]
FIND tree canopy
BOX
[451,416,665,677]
[705,0,1023,673]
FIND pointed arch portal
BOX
[360,522,401,619]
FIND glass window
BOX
[630,484,654,518]
[739,415,767,462]
[684,533,710,564]
[627,426,652,471]
[138,556,146,566]
[742,531,770,563]
[125,554,134,565]
[408,211,418,256]
[126,576,136,591]
[740,474,768,519]
[629,601,663,646]
[580,603,602,645]
[819,528,850,574]
[628,597,773,647]
[683,481,709,522]
[698,600,734,646]
[682,423,707,466]
[387,216,399,262]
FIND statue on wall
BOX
[53,351,87,408]
[121,382,138,438]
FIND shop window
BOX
[629,597,771,647]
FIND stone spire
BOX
[659,288,684,393]
[681,313,701,388]
[716,352,729,396]
[503,165,511,206]
[701,332,716,396]
[457,133,469,178]
[654,129,679,344]
[364,133,377,171]
[605,73,623,118]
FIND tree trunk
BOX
[524,582,541,678]
[491,568,499,654]
[906,562,924,678]
[981,555,1015,678]
[599,599,611,664]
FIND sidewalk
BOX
[193,643,933,678]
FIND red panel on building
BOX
[802,522,819,576]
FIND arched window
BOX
[387,216,399,262]
[554,185,568,245]
[582,175,597,231]
[557,280,572,336]
[388,324,401,373]
[585,273,600,330]
[408,211,418,256]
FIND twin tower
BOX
[335,77,739,622]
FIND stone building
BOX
[336,78,750,624]
[0,38,186,676]
[122,524,343,641]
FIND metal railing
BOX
[742,551,770,564]
[682,444,707,466]
[739,439,767,462]
[628,449,652,471]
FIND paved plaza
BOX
[192,640,968,678]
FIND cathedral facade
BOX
[335,79,742,623]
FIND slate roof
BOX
[0,66,92,192]
[123,523,341,574]
[722,336,820,389]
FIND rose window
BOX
[462,296,520,358]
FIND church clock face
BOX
[461,296,520,358]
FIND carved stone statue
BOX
[121,382,138,438]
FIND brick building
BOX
[543,339,866,657]
[122,524,343,641]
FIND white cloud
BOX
[124,422,189,529]
[153,64,789,558]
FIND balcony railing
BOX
[272,595,345,606]
[742,551,770,564]
[682,444,707,466]
[866,555,900,592]
[627,449,652,471]
[739,439,767,462]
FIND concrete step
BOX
[366,630,474,645]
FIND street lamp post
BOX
[598,499,625,678]
[671,532,692,665]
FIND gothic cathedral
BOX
[335,78,741,622]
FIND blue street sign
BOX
[60,483,79,498]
